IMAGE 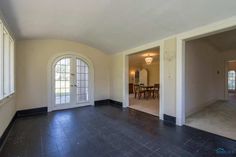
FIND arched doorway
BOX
[49,54,94,111]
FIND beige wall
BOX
[110,53,123,102]
[145,63,160,85]
[0,96,16,137]
[16,40,110,110]
[129,65,141,84]
[221,49,236,61]
[185,39,224,116]
[129,62,160,85]
[163,38,177,116]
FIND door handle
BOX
[70,85,77,87]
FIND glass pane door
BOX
[76,58,89,103]
[55,58,71,105]
[52,56,90,110]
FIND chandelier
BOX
[145,54,153,65]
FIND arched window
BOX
[228,70,236,90]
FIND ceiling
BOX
[203,29,236,52]
[1,0,236,53]
[129,47,159,68]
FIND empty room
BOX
[1,1,236,157]
[185,29,236,140]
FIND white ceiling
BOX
[1,0,236,53]
[204,29,236,52]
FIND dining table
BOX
[140,85,154,99]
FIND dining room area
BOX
[128,47,160,116]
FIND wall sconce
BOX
[130,71,135,75]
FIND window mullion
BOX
[0,22,3,99]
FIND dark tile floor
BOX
[0,105,236,157]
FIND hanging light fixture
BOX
[145,54,153,65]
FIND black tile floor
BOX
[0,105,236,157]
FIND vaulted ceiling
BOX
[1,0,236,53]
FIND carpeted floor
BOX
[185,96,236,140]
[129,94,159,116]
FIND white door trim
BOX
[176,16,236,126]
[122,41,164,120]
[225,59,236,101]
[47,52,94,112]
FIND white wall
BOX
[0,96,16,137]
[16,40,110,110]
[110,53,123,102]
[185,39,223,116]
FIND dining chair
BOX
[134,84,146,99]
[151,84,159,98]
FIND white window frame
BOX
[9,37,15,94]
[228,70,236,91]
[3,28,10,97]
[0,19,15,102]
[0,21,3,100]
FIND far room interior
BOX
[128,47,160,116]
[184,28,236,140]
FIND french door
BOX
[52,55,90,110]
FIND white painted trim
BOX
[122,54,129,108]
[159,40,164,120]
[0,20,3,100]
[47,52,94,112]
[176,16,236,126]
[0,10,16,40]
[225,61,229,100]
[122,41,164,120]
[176,39,185,126]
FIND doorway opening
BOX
[227,60,236,103]
[49,54,94,111]
[128,47,160,116]
[183,29,236,140]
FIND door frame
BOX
[225,60,236,100]
[123,41,164,120]
[47,52,94,112]
[176,16,236,126]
